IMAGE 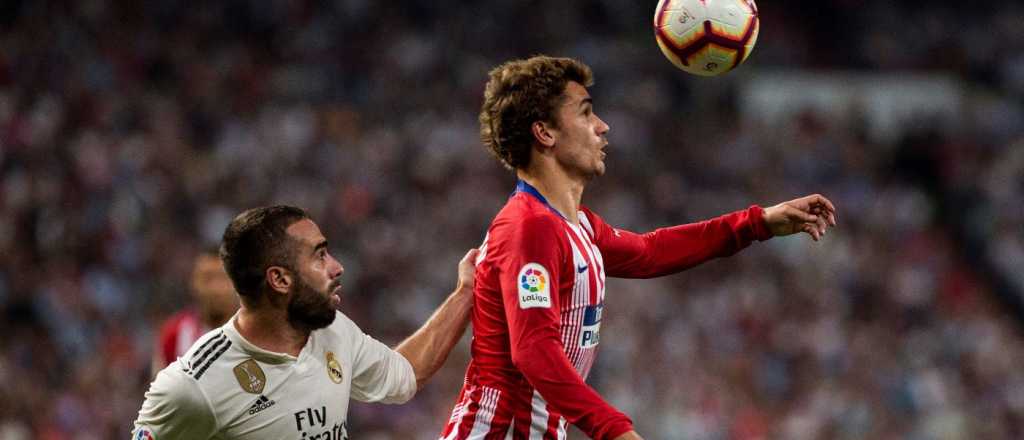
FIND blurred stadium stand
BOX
[0,0,1021,438]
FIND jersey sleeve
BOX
[584,205,772,279]
[501,214,634,440]
[346,316,418,404]
[132,363,217,439]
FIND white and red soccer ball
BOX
[654,0,759,76]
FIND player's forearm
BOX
[395,287,472,389]
[512,339,633,440]
[653,205,769,265]
[608,205,771,278]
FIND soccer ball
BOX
[654,0,759,76]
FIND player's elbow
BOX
[510,348,527,370]
[510,344,545,377]
[375,375,418,405]
[393,386,417,404]
[510,343,531,370]
[413,373,432,393]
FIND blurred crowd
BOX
[0,0,1022,439]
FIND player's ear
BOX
[265,266,292,295]
[531,120,556,149]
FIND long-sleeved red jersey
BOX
[440,180,772,440]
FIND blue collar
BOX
[513,180,567,220]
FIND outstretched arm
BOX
[589,205,771,278]
[395,248,478,390]
[590,194,838,278]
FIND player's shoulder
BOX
[317,311,366,345]
[578,205,599,219]
[577,205,605,236]
[312,311,370,366]
[181,327,231,362]
[176,327,246,388]
[145,357,211,415]
[494,194,565,235]
[323,310,362,338]
[138,359,218,436]
[500,192,556,216]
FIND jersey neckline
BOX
[223,313,308,364]
[513,179,568,220]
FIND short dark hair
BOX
[479,55,594,170]
[219,206,310,299]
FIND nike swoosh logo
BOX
[577,265,588,273]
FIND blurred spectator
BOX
[151,250,238,374]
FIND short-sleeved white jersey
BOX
[132,310,416,440]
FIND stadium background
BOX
[1,0,1023,438]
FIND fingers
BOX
[457,248,480,291]
[785,204,819,224]
[792,199,828,241]
[817,194,837,216]
[801,223,819,241]
[815,210,829,236]
[806,194,837,226]
[462,248,481,265]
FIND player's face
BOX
[551,81,609,180]
[191,254,238,326]
[284,219,344,330]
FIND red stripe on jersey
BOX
[441,380,473,439]
[532,390,551,439]
[571,217,606,379]
[559,233,587,375]
[545,409,561,439]
[564,223,601,305]
[470,387,500,438]
[578,219,606,299]
[562,223,604,378]
[485,388,514,439]
[444,384,483,440]
[575,216,606,301]
[511,386,533,439]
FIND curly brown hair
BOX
[479,55,593,170]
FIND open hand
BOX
[763,194,837,241]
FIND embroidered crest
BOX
[233,359,266,394]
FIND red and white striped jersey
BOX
[440,180,772,440]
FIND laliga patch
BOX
[517,263,551,309]
[133,427,156,440]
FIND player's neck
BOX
[517,167,584,224]
[234,305,310,357]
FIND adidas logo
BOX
[248,395,276,416]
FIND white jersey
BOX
[132,311,416,440]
